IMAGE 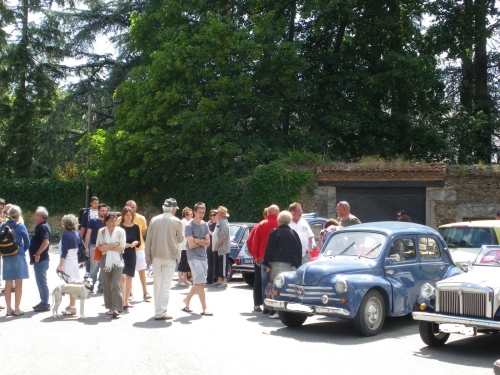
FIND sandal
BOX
[13,310,24,316]
[112,310,120,318]
[181,307,193,313]
[6,310,14,316]
[200,311,213,316]
[62,307,76,316]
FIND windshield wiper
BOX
[360,243,381,258]
[337,242,355,256]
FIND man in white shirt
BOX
[288,202,316,264]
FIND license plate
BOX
[439,324,476,336]
[243,259,254,264]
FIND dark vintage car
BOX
[226,222,256,282]
[232,214,326,285]
[413,245,500,347]
[264,222,461,336]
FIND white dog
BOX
[52,278,93,318]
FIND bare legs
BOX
[182,284,209,313]
[138,269,148,293]
[5,279,23,314]
[120,274,133,307]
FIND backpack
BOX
[0,223,21,257]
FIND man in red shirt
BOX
[247,207,268,312]
[251,204,279,314]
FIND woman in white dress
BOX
[56,214,81,316]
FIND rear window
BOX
[438,227,498,248]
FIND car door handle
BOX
[386,269,394,275]
[440,265,444,270]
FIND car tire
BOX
[418,321,450,346]
[242,272,255,286]
[226,262,233,282]
[278,311,307,327]
[354,290,385,336]
[494,359,500,375]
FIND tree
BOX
[425,0,500,163]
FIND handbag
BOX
[264,281,274,298]
[77,233,89,263]
[93,227,106,261]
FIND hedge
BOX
[0,178,86,214]
[93,162,315,222]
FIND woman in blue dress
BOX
[1,205,30,316]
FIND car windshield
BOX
[438,227,497,248]
[230,225,242,242]
[322,231,387,258]
[473,246,500,266]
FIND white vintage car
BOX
[412,245,500,346]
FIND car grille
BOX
[281,284,336,301]
[436,287,492,319]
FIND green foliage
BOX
[0,178,85,214]
[91,155,315,222]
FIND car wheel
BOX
[418,321,450,346]
[226,262,233,282]
[242,273,255,286]
[278,311,307,327]
[354,290,385,336]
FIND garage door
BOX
[336,187,426,225]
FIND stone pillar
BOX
[426,188,457,228]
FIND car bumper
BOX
[232,265,254,273]
[412,311,500,330]
[264,299,350,316]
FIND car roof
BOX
[230,222,256,227]
[339,221,441,236]
[439,220,500,228]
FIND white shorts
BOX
[188,259,208,285]
[135,249,147,271]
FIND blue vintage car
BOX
[264,222,461,336]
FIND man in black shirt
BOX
[29,206,51,312]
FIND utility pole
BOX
[86,95,91,208]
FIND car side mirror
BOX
[387,254,400,262]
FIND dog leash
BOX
[57,270,72,284]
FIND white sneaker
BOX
[269,312,279,319]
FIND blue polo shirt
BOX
[87,218,105,245]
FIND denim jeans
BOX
[89,245,103,292]
[261,263,270,308]
[34,260,50,308]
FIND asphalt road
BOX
[0,244,498,375]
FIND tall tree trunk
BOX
[474,0,489,114]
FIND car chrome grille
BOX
[282,284,336,300]
[436,287,492,319]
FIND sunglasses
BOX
[397,214,402,217]
[210,214,216,217]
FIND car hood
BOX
[297,257,372,286]
[437,266,500,288]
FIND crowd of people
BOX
[0,196,370,320]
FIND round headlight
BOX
[420,283,435,299]
[274,275,285,289]
[335,279,348,294]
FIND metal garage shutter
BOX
[336,187,426,225]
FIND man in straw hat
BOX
[212,206,230,289]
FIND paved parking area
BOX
[0,244,498,375]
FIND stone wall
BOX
[431,168,500,226]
